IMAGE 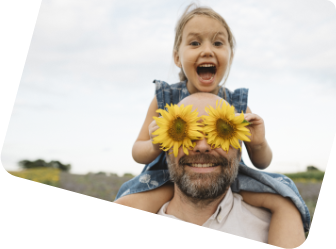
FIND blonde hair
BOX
[173,4,236,85]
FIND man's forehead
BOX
[178,93,228,116]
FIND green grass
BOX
[8,168,60,187]
[284,171,324,182]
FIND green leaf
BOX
[242,119,250,125]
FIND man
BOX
[157,92,271,243]
[114,93,305,248]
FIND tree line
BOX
[18,159,71,172]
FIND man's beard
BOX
[167,152,240,204]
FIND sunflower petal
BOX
[232,112,245,124]
[235,131,251,142]
[221,139,230,152]
[230,137,241,150]
[172,142,178,157]
[183,145,189,155]
[181,104,193,117]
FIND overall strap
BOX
[153,80,171,110]
[153,80,190,109]
[153,80,248,113]
[223,87,249,113]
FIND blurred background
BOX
[1,0,335,227]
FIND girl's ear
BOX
[173,50,182,68]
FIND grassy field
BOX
[8,168,321,226]
[8,168,60,187]
[284,170,324,182]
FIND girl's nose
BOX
[192,137,211,153]
[200,42,214,57]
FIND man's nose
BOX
[192,137,211,153]
[200,42,214,57]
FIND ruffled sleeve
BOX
[153,80,171,110]
[225,88,249,113]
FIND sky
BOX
[1,0,336,176]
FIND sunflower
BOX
[202,100,251,151]
[152,103,203,157]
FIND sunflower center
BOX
[216,119,234,139]
[169,117,187,141]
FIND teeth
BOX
[190,163,214,167]
[199,64,215,67]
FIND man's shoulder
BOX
[157,201,184,221]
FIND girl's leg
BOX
[240,191,306,248]
[114,182,174,213]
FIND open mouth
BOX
[184,163,219,168]
[197,64,217,81]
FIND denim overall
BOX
[116,80,311,232]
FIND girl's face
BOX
[174,15,232,94]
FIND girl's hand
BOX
[148,119,161,153]
[243,113,266,147]
[238,107,272,169]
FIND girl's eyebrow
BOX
[186,32,202,39]
[213,31,227,39]
[211,31,227,42]
[187,32,226,39]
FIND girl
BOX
[115,4,308,247]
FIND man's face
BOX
[167,94,241,201]
[167,147,241,200]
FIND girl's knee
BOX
[114,195,133,206]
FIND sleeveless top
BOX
[115,80,311,232]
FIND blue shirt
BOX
[116,80,311,232]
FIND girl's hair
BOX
[173,4,236,86]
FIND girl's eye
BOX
[190,41,200,46]
[214,41,223,46]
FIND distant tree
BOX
[307,165,320,172]
[18,160,28,168]
[18,159,71,172]
[48,160,71,171]
[95,171,107,176]
[34,159,47,168]
[18,159,48,169]
[123,173,134,178]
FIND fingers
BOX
[234,112,262,125]
[149,120,160,139]
[243,113,264,125]
[148,119,158,129]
